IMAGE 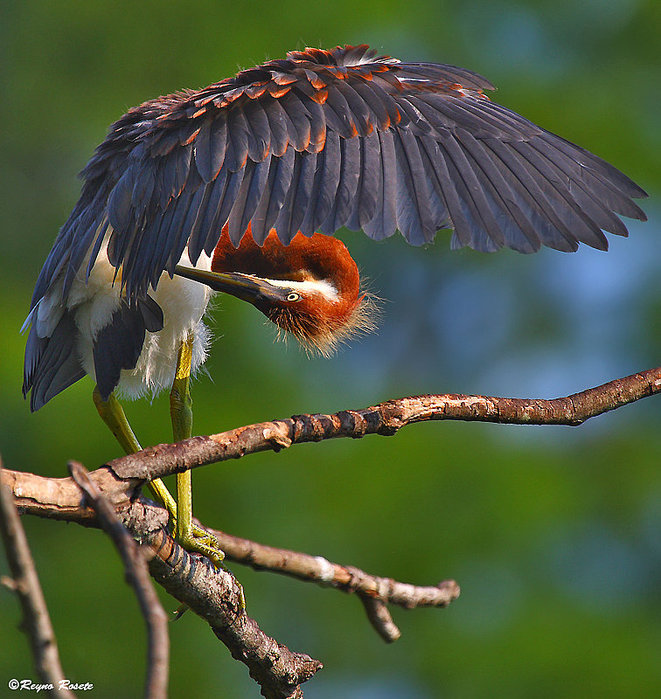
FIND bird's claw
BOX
[173,523,246,610]
[174,521,225,567]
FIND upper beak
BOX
[173,265,286,305]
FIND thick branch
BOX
[0,470,323,699]
[0,462,74,699]
[147,529,321,698]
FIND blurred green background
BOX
[2,0,661,696]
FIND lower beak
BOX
[173,265,285,304]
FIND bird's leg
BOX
[92,387,178,517]
[170,335,224,565]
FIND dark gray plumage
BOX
[23,311,86,411]
[23,44,648,410]
[92,296,164,400]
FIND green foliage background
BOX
[1,1,660,696]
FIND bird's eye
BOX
[286,292,301,302]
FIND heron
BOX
[22,44,647,563]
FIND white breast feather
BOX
[36,239,214,400]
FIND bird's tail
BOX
[22,295,164,410]
[23,309,86,412]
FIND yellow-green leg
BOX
[92,387,176,515]
[93,342,223,566]
[170,336,223,565]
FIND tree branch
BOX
[0,471,323,698]
[3,367,659,696]
[146,528,322,698]
[107,367,661,484]
[68,461,170,699]
[0,461,74,699]
[208,527,460,642]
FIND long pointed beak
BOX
[173,265,286,305]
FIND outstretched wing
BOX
[31,44,647,306]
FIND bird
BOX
[22,43,647,562]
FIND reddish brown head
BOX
[210,224,375,355]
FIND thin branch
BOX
[0,461,75,699]
[107,367,661,483]
[68,461,169,699]
[1,464,460,646]
[359,597,401,643]
[208,527,460,641]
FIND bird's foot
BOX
[147,478,225,566]
[175,520,225,567]
[172,522,245,611]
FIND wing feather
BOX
[320,135,361,234]
[228,155,272,244]
[455,129,572,252]
[300,129,341,235]
[194,113,228,182]
[258,147,296,241]
[363,130,398,240]
[28,44,647,312]
[480,137,594,248]
[346,131,381,231]
[393,129,435,245]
